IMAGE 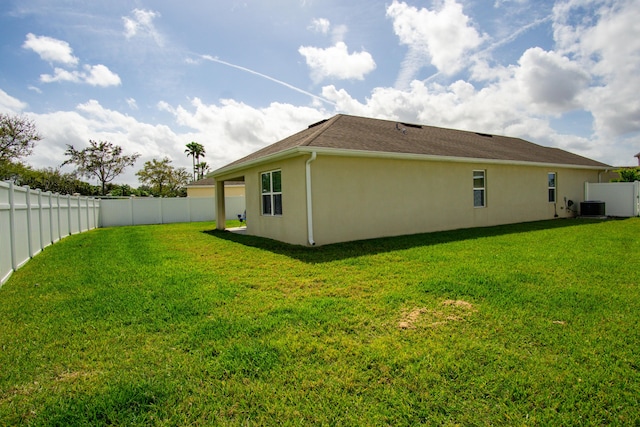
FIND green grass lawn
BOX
[1,218,639,426]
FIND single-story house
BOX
[212,114,611,246]
[186,178,245,198]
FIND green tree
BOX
[185,141,205,181]
[0,113,42,163]
[613,167,640,182]
[63,140,140,195]
[0,160,100,195]
[136,157,190,197]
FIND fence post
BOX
[84,197,89,231]
[96,198,100,228]
[96,198,99,228]
[66,194,72,236]
[635,181,640,217]
[25,186,34,258]
[49,192,55,244]
[130,197,135,226]
[8,182,17,271]
[76,195,81,233]
[56,193,62,242]
[38,190,45,251]
[584,181,589,201]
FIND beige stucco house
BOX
[186,178,245,198]
[212,114,611,246]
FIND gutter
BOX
[305,152,317,246]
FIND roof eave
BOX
[294,147,611,170]
[211,147,303,178]
[212,146,611,178]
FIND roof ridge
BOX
[298,114,343,147]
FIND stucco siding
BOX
[187,186,215,198]
[187,185,245,198]
[215,153,601,246]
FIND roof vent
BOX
[308,119,329,129]
[401,122,422,129]
[475,132,493,138]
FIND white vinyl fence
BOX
[1,187,245,287]
[584,181,640,217]
[1,181,100,286]
[98,196,245,227]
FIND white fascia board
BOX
[295,147,610,171]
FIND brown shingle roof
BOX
[218,114,610,171]
[187,178,244,186]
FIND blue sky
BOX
[1,0,638,186]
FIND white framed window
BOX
[473,170,486,208]
[261,170,282,216]
[548,172,557,203]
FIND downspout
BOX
[306,152,317,246]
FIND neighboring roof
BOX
[214,114,611,174]
[188,178,215,186]
[187,178,244,187]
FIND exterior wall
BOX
[307,156,600,246]
[187,185,215,198]
[187,185,245,198]
[217,154,602,246]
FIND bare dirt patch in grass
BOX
[398,299,476,329]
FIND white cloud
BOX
[162,97,326,156]
[40,64,121,87]
[19,96,327,186]
[0,88,28,113]
[127,98,138,110]
[319,49,620,165]
[40,68,82,84]
[22,33,79,66]
[514,47,589,113]
[123,9,164,46]
[84,64,122,87]
[386,0,485,87]
[298,42,376,83]
[553,0,640,140]
[308,18,330,35]
[22,33,120,88]
[29,100,182,186]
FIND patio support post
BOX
[216,179,226,230]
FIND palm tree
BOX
[185,142,205,181]
[197,162,210,179]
